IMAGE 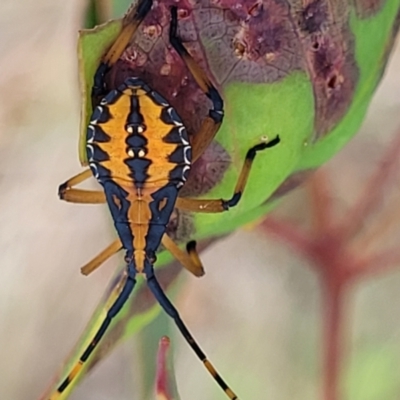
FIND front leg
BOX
[92,0,153,100]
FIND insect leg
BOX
[161,234,204,277]
[103,0,152,66]
[145,265,239,400]
[169,6,224,162]
[50,273,136,399]
[59,169,92,187]
[58,169,106,204]
[92,0,153,99]
[81,238,123,276]
[59,188,106,204]
[175,136,280,213]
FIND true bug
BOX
[53,0,280,398]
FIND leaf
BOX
[76,0,400,237]
[297,1,400,171]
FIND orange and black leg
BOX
[176,136,281,213]
[79,234,203,277]
[58,171,122,276]
[58,169,106,204]
[145,263,239,400]
[169,6,224,162]
[49,271,137,400]
[92,0,153,102]
[161,234,204,277]
[79,234,202,278]
[80,239,123,275]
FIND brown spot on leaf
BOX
[297,0,329,34]
[199,0,305,84]
[292,1,358,138]
[311,33,357,136]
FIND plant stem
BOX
[322,276,345,400]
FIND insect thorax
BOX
[86,77,191,190]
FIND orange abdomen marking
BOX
[86,78,191,190]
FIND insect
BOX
[53,0,280,399]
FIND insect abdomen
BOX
[86,78,191,189]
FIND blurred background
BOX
[1,1,400,400]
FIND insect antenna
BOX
[146,266,239,400]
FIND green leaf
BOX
[193,72,314,239]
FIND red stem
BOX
[322,277,345,400]
[155,336,172,400]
